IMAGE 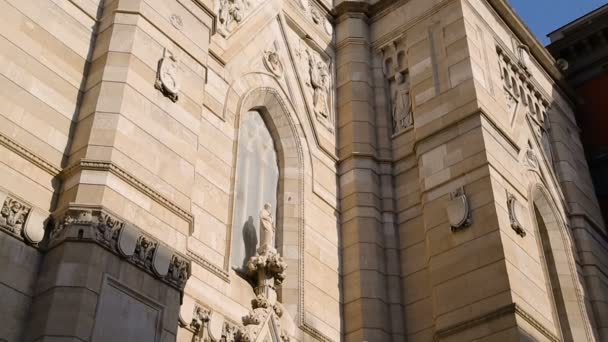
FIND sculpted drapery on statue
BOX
[309,53,331,120]
[391,72,413,132]
[259,203,275,253]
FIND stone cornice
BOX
[0,132,61,176]
[333,1,370,19]
[61,160,194,229]
[187,249,230,283]
[434,303,559,342]
[48,205,192,292]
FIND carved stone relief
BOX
[155,48,180,102]
[217,0,259,37]
[382,37,413,135]
[263,44,284,78]
[170,14,183,30]
[522,145,540,172]
[295,41,334,132]
[0,195,31,238]
[50,207,191,290]
[497,45,549,127]
[507,193,527,237]
[447,187,472,232]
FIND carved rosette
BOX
[49,207,191,290]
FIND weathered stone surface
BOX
[0,0,607,341]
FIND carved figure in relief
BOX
[0,197,31,232]
[169,255,189,286]
[391,72,413,133]
[218,0,248,34]
[263,47,283,78]
[307,52,331,120]
[259,203,275,252]
[135,236,156,266]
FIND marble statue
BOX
[259,203,275,252]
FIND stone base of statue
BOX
[231,247,289,342]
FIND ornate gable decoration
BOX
[381,36,413,135]
[497,44,549,127]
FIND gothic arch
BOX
[227,84,314,333]
[528,183,596,341]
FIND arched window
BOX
[231,110,279,270]
[531,187,594,341]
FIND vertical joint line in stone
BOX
[428,24,441,96]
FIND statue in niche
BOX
[391,71,413,133]
[259,203,275,253]
[307,51,331,120]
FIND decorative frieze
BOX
[49,207,191,291]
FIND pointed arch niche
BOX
[227,86,308,321]
[530,184,595,341]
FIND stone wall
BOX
[0,0,607,341]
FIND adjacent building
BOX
[547,4,608,226]
[0,0,607,341]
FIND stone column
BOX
[335,3,394,341]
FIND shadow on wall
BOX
[242,215,258,267]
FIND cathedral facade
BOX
[0,0,607,341]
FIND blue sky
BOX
[509,0,608,45]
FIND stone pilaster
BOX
[335,3,394,341]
